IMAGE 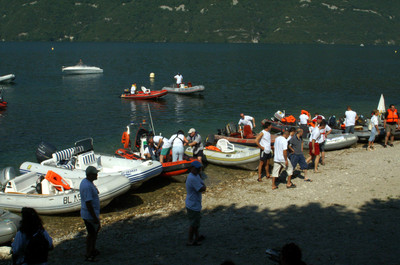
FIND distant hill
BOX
[1,0,399,45]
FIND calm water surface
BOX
[1,42,400,169]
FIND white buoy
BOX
[149,72,155,78]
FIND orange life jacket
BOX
[121,132,130,149]
[45,170,71,191]
[205,146,221,152]
[281,115,296,123]
[386,108,399,123]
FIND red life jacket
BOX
[386,108,399,123]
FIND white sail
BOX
[377,94,386,114]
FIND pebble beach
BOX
[1,143,399,265]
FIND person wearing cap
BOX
[306,120,327,173]
[80,166,101,262]
[238,113,256,132]
[174,73,183,87]
[344,106,358,134]
[185,161,206,246]
[169,130,189,162]
[187,128,204,163]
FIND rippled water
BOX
[1,42,400,169]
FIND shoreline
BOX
[1,143,400,264]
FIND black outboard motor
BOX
[36,141,57,163]
[205,134,215,146]
[328,115,337,128]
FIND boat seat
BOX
[75,151,100,171]
[141,86,151,94]
[52,147,75,161]
[4,172,37,194]
[216,139,235,153]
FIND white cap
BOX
[188,128,196,134]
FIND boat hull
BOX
[162,85,205,94]
[185,144,259,171]
[62,66,103,75]
[0,74,15,84]
[0,173,130,215]
[0,209,21,244]
[303,133,358,151]
[121,90,168,100]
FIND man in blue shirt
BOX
[185,161,206,246]
[80,166,100,261]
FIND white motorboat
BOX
[162,83,205,94]
[20,138,163,188]
[0,167,130,215]
[0,208,21,244]
[0,74,15,84]
[185,139,259,170]
[62,64,103,75]
[303,133,358,151]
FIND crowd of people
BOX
[143,128,204,164]
[252,103,400,190]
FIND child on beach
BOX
[368,110,380,151]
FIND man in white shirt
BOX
[317,122,331,166]
[306,120,326,173]
[299,111,310,138]
[344,106,358,134]
[271,130,295,190]
[255,121,272,182]
[174,73,183,87]
[238,113,256,131]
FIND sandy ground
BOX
[1,143,400,265]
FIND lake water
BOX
[1,42,400,169]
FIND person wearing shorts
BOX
[187,128,204,164]
[271,130,295,190]
[368,110,380,150]
[344,106,358,134]
[159,138,171,163]
[384,104,400,147]
[255,121,273,182]
[288,128,311,181]
[306,120,326,173]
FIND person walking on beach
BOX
[306,120,326,173]
[344,106,358,134]
[238,113,256,132]
[174,73,183,87]
[288,128,311,182]
[12,207,53,265]
[185,161,206,246]
[255,121,272,182]
[80,166,101,262]
[318,119,332,166]
[271,130,295,190]
[368,110,380,150]
[169,130,189,162]
[383,104,400,147]
[187,128,204,163]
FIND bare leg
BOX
[272,177,278,190]
[286,175,292,187]
[257,161,264,181]
[390,135,395,145]
[314,155,320,172]
[265,159,270,178]
[385,131,390,146]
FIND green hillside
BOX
[0,0,399,44]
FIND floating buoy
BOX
[149,72,155,78]
[395,50,398,54]
[51,47,54,51]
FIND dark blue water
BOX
[1,42,399,169]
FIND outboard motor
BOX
[225,122,237,135]
[36,141,57,163]
[328,115,337,128]
[205,134,215,146]
[0,167,16,191]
